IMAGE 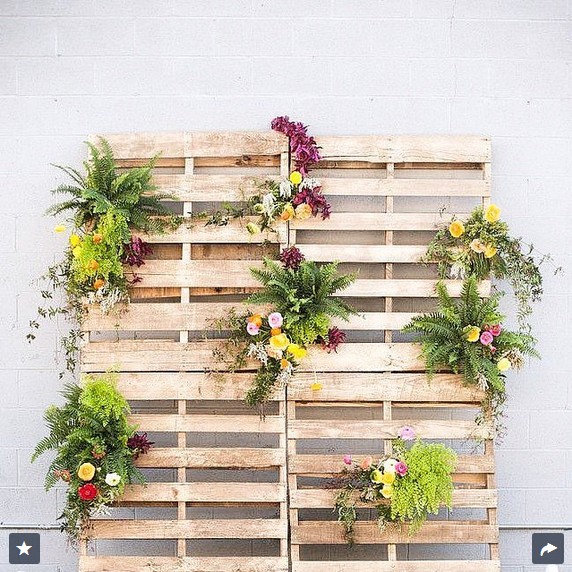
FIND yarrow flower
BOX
[127,432,154,460]
[280,246,305,270]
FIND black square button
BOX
[532,532,564,565]
[9,533,41,564]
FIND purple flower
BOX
[480,331,494,346]
[280,246,305,270]
[395,461,408,476]
[320,327,346,353]
[343,454,352,465]
[292,186,331,220]
[122,236,153,267]
[247,322,260,336]
[127,432,154,459]
[398,426,416,441]
[268,312,283,329]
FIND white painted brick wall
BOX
[1,2,571,570]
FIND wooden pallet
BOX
[286,135,500,571]
[80,131,290,572]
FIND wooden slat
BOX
[298,244,426,263]
[288,419,491,440]
[90,519,288,539]
[291,562,500,572]
[80,556,289,572]
[292,521,498,545]
[290,488,497,509]
[123,482,285,503]
[91,132,185,159]
[136,447,284,469]
[185,131,287,157]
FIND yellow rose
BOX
[289,171,303,185]
[381,484,394,499]
[269,333,290,351]
[497,357,511,372]
[465,326,480,343]
[54,224,66,233]
[469,238,487,253]
[310,382,323,391]
[485,204,501,223]
[280,203,295,221]
[381,472,395,485]
[78,462,96,481]
[370,469,383,483]
[484,244,497,259]
[69,234,81,247]
[295,203,312,220]
[449,220,465,238]
[287,344,307,360]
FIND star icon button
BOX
[17,540,32,556]
[9,533,41,564]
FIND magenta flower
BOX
[246,322,260,336]
[122,235,153,267]
[395,461,408,476]
[489,324,502,337]
[343,454,352,465]
[292,185,331,220]
[280,246,305,270]
[268,312,283,329]
[398,426,416,441]
[480,331,494,345]
[127,432,154,459]
[320,327,346,353]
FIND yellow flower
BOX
[289,171,303,185]
[269,333,290,351]
[246,222,261,235]
[54,224,66,233]
[280,358,290,369]
[248,314,263,327]
[381,485,394,499]
[449,220,465,238]
[280,203,295,221]
[371,469,383,483]
[469,238,487,253]
[72,246,82,258]
[287,344,307,360]
[465,326,481,343]
[69,234,81,247]
[485,204,501,223]
[77,462,96,481]
[497,357,511,372]
[381,472,395,485]
[484,244,497,259]
[295,203,312,220]
[310,382,323,391]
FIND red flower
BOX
[78,483,98,501]
[489,324,502,337]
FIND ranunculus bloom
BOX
[381,484,393,499]
[398,426,416,441]
[280,203,295,221]
[69,234,81,247]
[77,462,96,481]
[395,461,408,476]
[485,204,501,223]
[381,472,395,485]
[295,203,313,220]
[490,324,502,337]
[93,278,105,290]
[343,454,352,465]
[465,326,480,343]
[269,333,290,350]
[484,244,497,258]
[78,483,98,501]
[382,458,398,474]
[268,312,283,329]
[270,328,282,336]
[497,357,511,371]
[287,343,307,360]
[360,456,373,469]
[469,238,487,253]
[73,246,82,258]
[289,171,303,185]
[246,222,261,235]
[105,472,121,486]
[246,322,260,336]
[480,331,494,345]
[370,469,383,483]
[280,358,290,369]
[449,220,465,238]
[248,314,263,327]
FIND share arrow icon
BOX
[541,543,558,557]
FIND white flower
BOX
[382,458,398,474]
[279,180,293,199]
[105,472,121,486]
[261,193,276,216]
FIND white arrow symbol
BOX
[540,542,558,557]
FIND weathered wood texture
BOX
[286,134,498,570]
[80,131,290,571]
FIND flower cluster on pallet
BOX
[28,138,179,374]
[425,204,554,331]
[403,276,538,434]
[211,246,357,405]
[335,426,457,544]
[32,372,153,542]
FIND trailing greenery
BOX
[425,204,558,331]
[334,434,456,544]
[403,276,538,434]
[32,373,153,543]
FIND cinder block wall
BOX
[1,2,570,571]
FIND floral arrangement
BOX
[28,138,179,373]
[335,426,457,544]
[425,203,553,330]
[403,276,538,434]
[212,246,356,405]
[32,372,153,542]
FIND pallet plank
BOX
[291,562,500,572]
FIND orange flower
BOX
[92,233,103,244]
[93,278,105,290]
[271,328,282,336]
[280,204,295,221]
[248,314,263,328]
[280,358,290,369]
[87,259,99,271]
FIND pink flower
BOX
[268,312,283,329]
[489,324,502,337]
[490,346,497,354]
[360,456,373,469]
[398,426,416,441]
[246,322,260,336]
[395,461,408,476]
[480,331,494,345]
[343,454,352,465]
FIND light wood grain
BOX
[291,562,500,572]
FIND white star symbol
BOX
[16,540,32,556]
